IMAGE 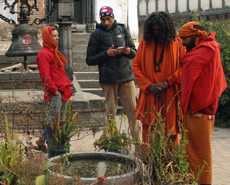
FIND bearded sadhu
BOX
[179,21,227,185]
[133,12,186,148]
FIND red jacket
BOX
[181,32,227,114]
[36,48,72,103]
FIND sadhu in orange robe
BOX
[132,37,186,144]
[181,32,227,184]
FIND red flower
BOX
[97,176,108,182]
[25,34,30,39]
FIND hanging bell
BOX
[5,24,42,57]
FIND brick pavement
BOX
[212,127,230,185]
[19,118,230,185]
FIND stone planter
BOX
[48,152,140,185]
[108,148,120,153]
[47,145,70,158]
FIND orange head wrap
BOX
[42,26,67,68]
[178,21,208,45]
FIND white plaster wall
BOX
[212,0,222,8]
[116,4,124,23]
[0,0,17,24]
[116,0,127,24]
[201,0,210,10]
[189,0,198,11]
[168,0,176,13]
[127,0,139,39]
[178,0,187,12]
[158,0,165,11]
[225,0,230,6]
[139,0,147,16]
[148,0,156,14]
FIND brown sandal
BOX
[35,138,46,148]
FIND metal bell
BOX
[5,24,42,57]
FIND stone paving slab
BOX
[211,127,230,184]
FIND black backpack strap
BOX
[94,28,101,51]
[117,24,127,46]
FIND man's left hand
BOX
[121,46,131,55]
[154,82,168,96]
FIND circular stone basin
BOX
[48,152,140,184]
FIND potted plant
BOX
[93,115,131,154]
[45,101,83,158]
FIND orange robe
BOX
[132,37,186,143]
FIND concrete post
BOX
[57,0,81,93]
[57,0,74,81]
[58,23,73,80]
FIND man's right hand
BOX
[54,90,60,96]
[148,84,162,102]
[107,45,121,57]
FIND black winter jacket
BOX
[86,21,136,83]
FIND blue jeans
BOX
[42,94,68,141]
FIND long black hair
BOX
[143,11,176,45]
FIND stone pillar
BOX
[57,0,78,92]
[58,23,73,80]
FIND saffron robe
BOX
[182,32,227,114]
[184,113,214,184]
[36,48,72,103]
[182,32,227,184]
[133,37,186,141]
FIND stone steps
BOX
[73,62,98,72]
[74,71,99,80]
[82,88,105,97]
[78,80,101,88]
[0,32,129,116]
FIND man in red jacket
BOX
[179,21,227,185]
[35,26,72,148]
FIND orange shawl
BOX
[181,32,227,113]
[42,26,67,67]
[179,21,208,46]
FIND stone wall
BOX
[0,90,106,133]
[0,102,106,133]
[1,109,106,133]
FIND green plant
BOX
[35,162,56,185]
[136,104,200,184]
[46,101,84,146]
[0,112,25,184]
[93,114,131,153]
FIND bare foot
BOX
[35,139,46,148]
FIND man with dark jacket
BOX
[86,6,139,141]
